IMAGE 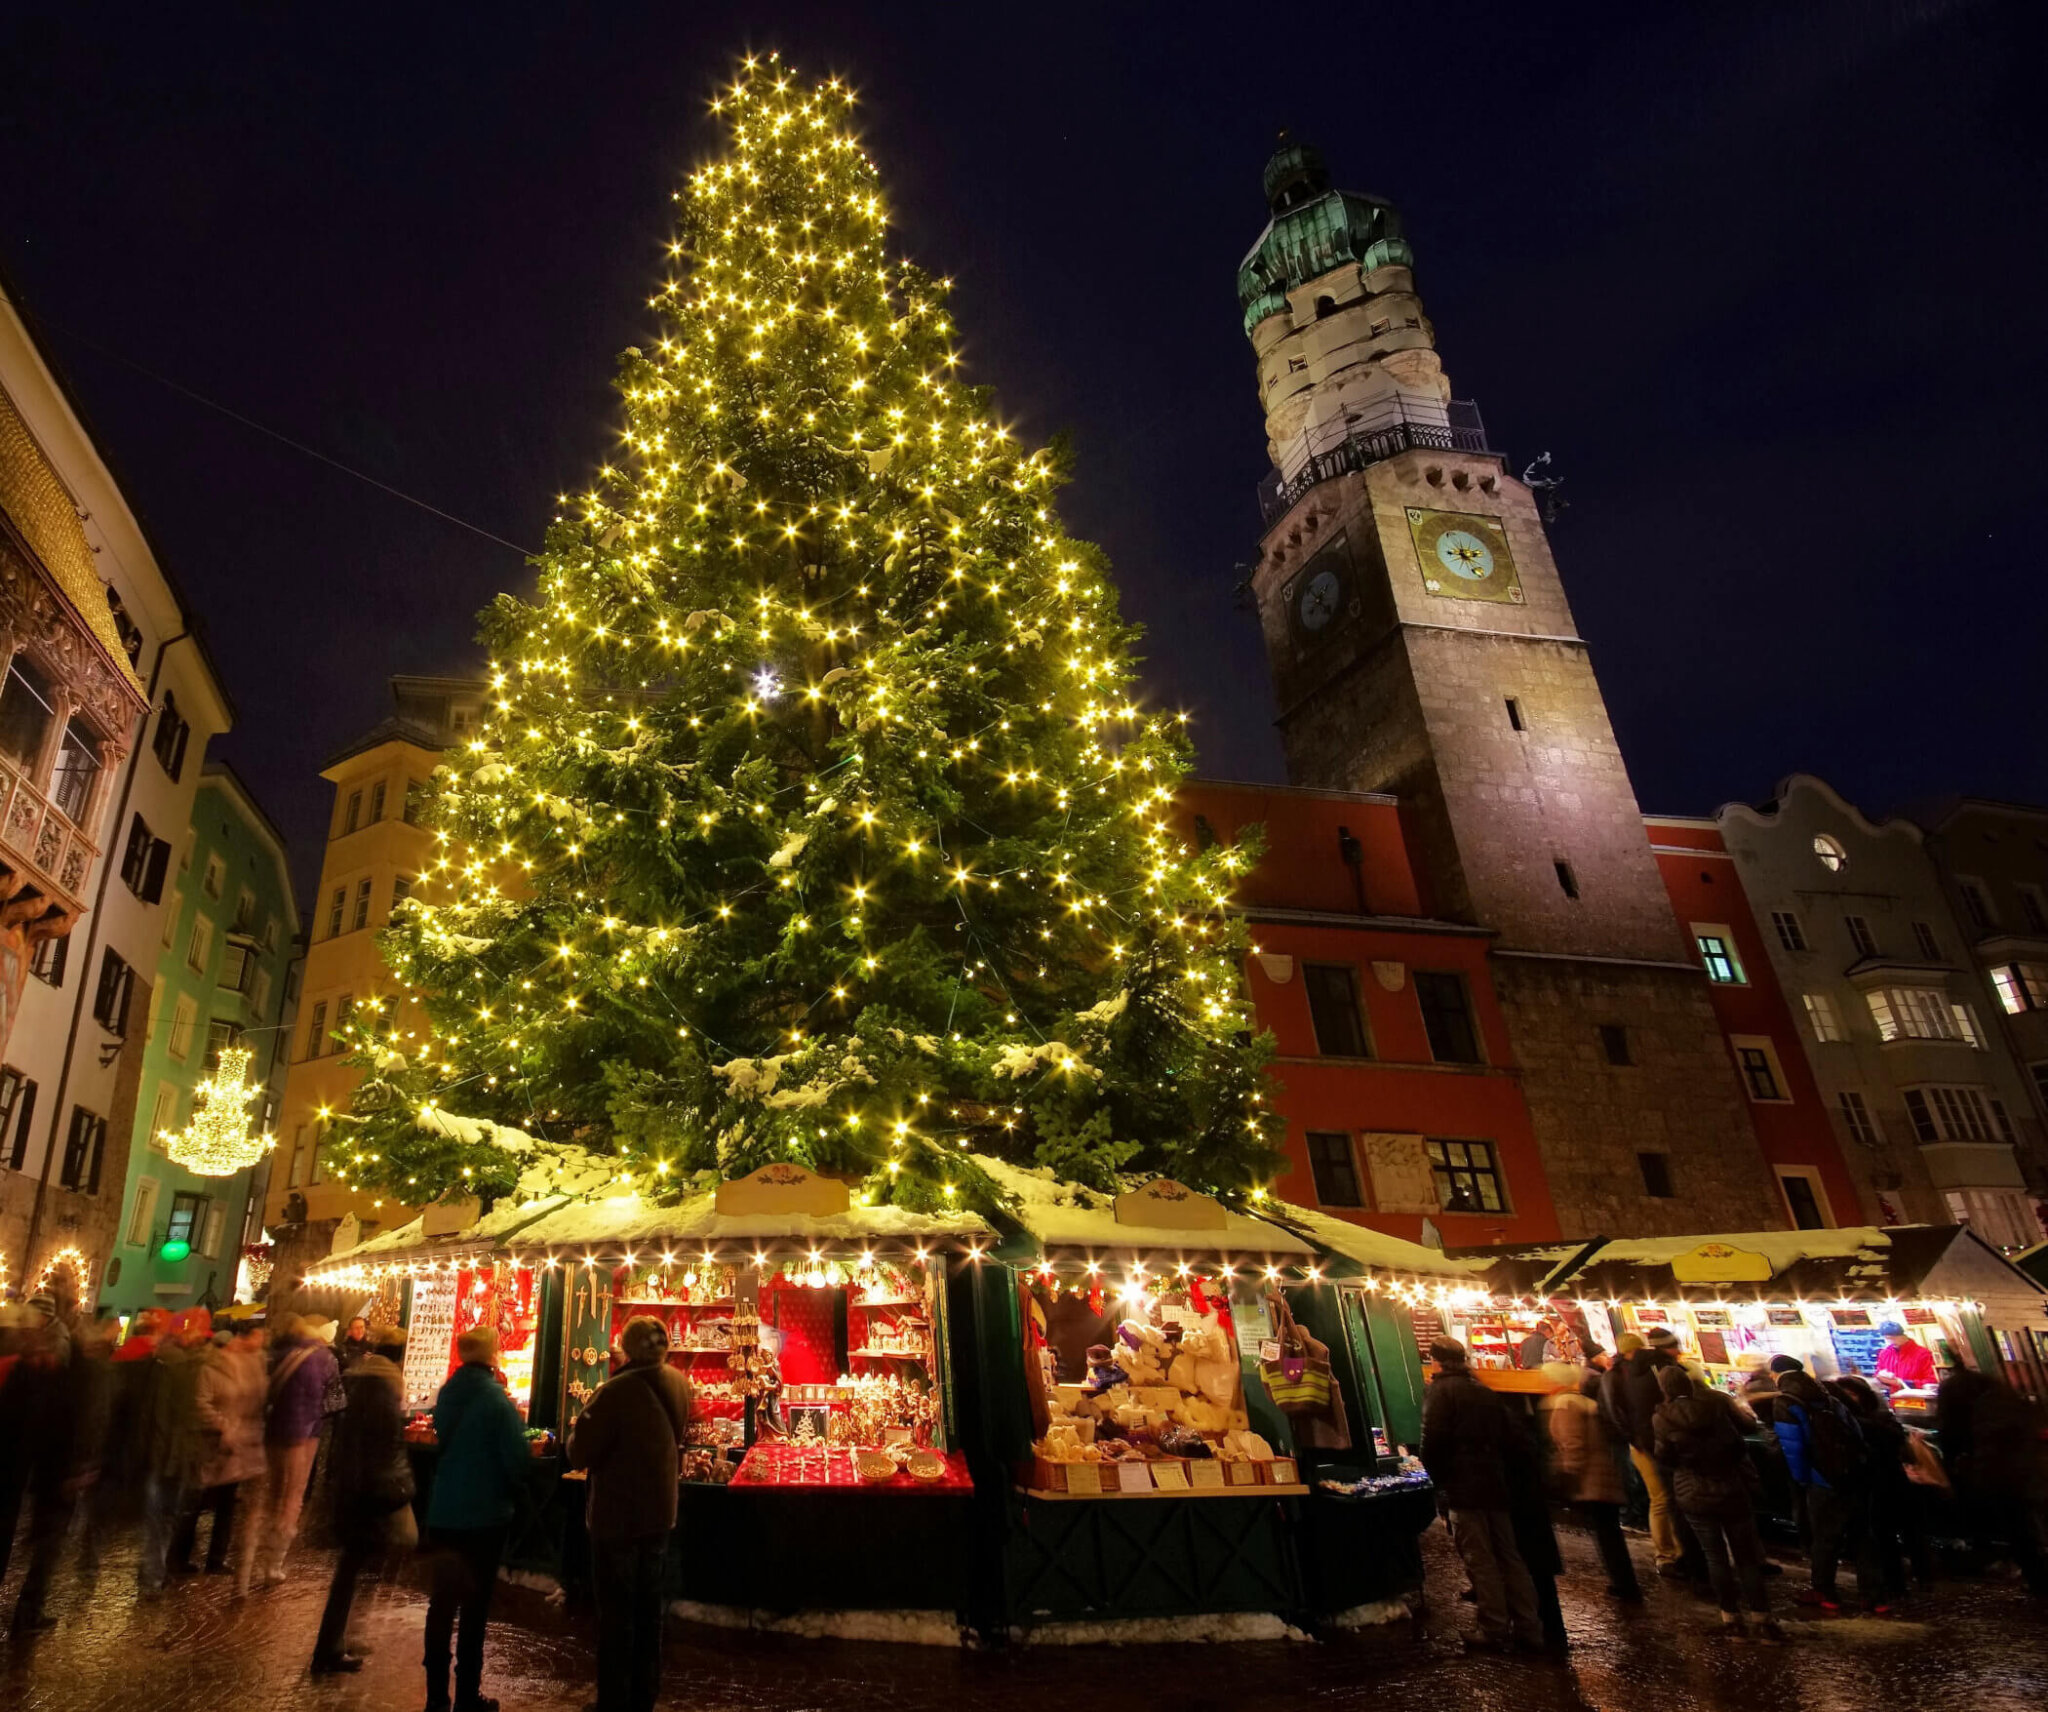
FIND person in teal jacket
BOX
[423,1327,529,1712]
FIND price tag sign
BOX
[1259,1339,1282,1363]
[1270,1457,1298,1486]
[1151,1462,1190,1491]
[1188,1459,1226,1489]
[1117,1461,1152,1493]
[1064,1462,1101,1495]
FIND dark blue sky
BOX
[4,1,2043,897]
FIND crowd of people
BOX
[1421,1326,2048,1654]
[1,1296,693,1712]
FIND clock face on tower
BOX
[1405,509,1524,605]
[1284,534,1355,644]
[1297,567,1342,630]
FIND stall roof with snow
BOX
[1252,1200,1493,1284]
[973,1156,1316,1263]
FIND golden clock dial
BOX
[1404,509,1523,605]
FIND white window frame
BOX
[186,914,214,975]
[127,1175,161,1248]
[202,852,225,899]
[1903,1083,2006,1145]
[1990,963,2048,1016]
[1692,923,1745,985]
[1866,985,1964,1043]
[168,994,198,1061]
[1730,1034,1792,1103]
[1837,1089,1882,1147]
[1771,909,1808,953]
[148,1081,178,1152]
[198,1202,226,1259]
[1777,1167,1836,1229]
[1802,992,1844,1044]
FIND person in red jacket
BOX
[1874,1322,1937,1393]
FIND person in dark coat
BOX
[1771,1357,1884,1610]
[313,1327,415,1673]
[1504,1386,1567,1650]
[1604,1329,1706,1580]
[1831,1374,1929,1595]
[1653,1366,1785,1640]
[1420,1338,1541,1651]
[423,1325,532,1712]
[569,1315,693,1712]
[1937,1367,2048,1596]
[334,1316,373,1374]
[4,1311,88,1636]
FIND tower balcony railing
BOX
[1257,399,1490,523]
[0,752,98,919]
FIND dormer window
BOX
[1314,296,1337,319]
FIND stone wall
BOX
[1493,956,1786,1236]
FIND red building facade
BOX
[1182,780,1559,1247]
[1644,816,1864,1228]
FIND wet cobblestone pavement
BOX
[4,1521,2045,1712]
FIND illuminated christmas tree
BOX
[334,55,1279,1211]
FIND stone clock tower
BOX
[1238,141,1782,1234]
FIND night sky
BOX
[4,1,2043,900]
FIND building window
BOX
[343,790,363,835]
[151,691,190,781]
[198,1202,226,1258]
[1302,963,1370,1058]
[1504,697,1525,732]
[0,1067,36,1172]
[0,654,57,775]
[119,814,171,902]
[29,934,66,987]
[220,942,254,995]
[203,1019,243,1072]
[1911,921,1942,961]
[49,717,102,823]
[1771,910,1808,952]
[1844,915,1877,958]
[202,852,225,899]
[1778,1170,1831,1230]
[392,875,414,908]
[369,780,387,822]
[2018,884,2048,935]
[1599,1024,1632,1066]
[1304,1132,1364,1208]
[1952,1003,1986,1049]
[1426,1139,1505,1214]
[1990,963,2048,1015]
[1554,860,1580,900]
[168,994,197,1061]
[287,1123,312,1188]
[164,1191,206,1249]
[252,965,272,1019]
[327,886,345,937]
[1693,928,1743,984]
[1803,993,1844,1043]
[352,877,372,932]
[1903,1084,2006,1145]
[1943,1188,2039,1252]
[59,1106,108,1193]
[1956,878,1994,930]
[1813,834,1846,873]
[1837,1090,1882,1148]
[148,1081,178,1151]
[1637,1152,1675,1198]
[92,948,134,1036]
[304,1000,329,1060]
[1732,1037,1788,1102]
[1415,971,1482,1064]
[186,915,214,975]
[1866,986,1965,1042]
[334,993,356,1045]
[127,1177,161,1247]
[2031,1061,2048,1112]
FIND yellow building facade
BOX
[265,676,482,1236]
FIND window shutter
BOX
[8,1078,35,1171]
[86,1115,105,1194]
[142,837,171,904]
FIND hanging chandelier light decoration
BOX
[164,1045,275,1177]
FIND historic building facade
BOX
[264,676,483,1255]
[1234,141,1783,1236]
[101,761,299,1317]
[1180,779,1558,1246]
[1722,777,2047,1248]
[0,280,232,1303]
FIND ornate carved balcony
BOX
[1257,399,1490,524]
[0,752,98,921]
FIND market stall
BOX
[501,1161,991,1616]
[958,1160,1330,1629]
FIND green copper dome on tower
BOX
[1238,136,1414,335]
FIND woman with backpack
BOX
[1652,1365,1786,1642]
[1768,1356,1885,1613]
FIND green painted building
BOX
[103,761,299,1316]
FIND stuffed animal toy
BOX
[1081,1343,1127,1395]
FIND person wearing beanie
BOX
[1606,1329,1709,1582]
[1874,1322,1937,1393]
[570,1315,692,1712]
[423,1324,530,1712]
[1769,1355,1804,1375]
[1421,1338,1543,1651]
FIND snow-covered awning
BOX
[974,1156,1316,1265]
[503,1184,989,1260]
[1251,1199,1492,1284]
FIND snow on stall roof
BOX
[972,1155,1315,1257]
[1571,1227,1891,1276]
[507,1185,989,1251]
[1256,1200,1490,1280]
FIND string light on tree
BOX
[330,52,1284,1214]
[164,1045,276,1178]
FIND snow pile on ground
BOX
[1322,1597,1413,1629]
[670,1602,964,1646]
[1015,1612,1311,1645]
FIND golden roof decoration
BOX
[0,382,148,697]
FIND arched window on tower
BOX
[1314,295,1336,319]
